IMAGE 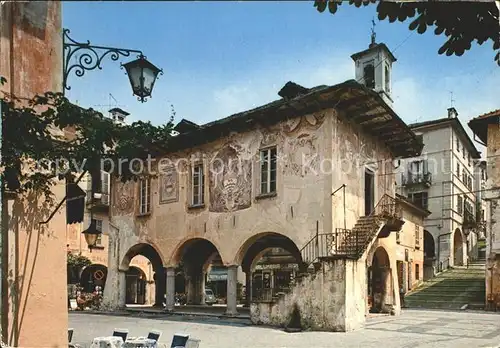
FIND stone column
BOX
[118,270,127,308]
[225,265,238,316]
[185,275,195,304]
[244,271,251,307]
[154,268,166,307]
[165,267,175,311]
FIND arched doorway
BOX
[126,266,147,305]
[423,230,436,280]
[172,238,224,305]
[368,247,392,313]
[80,264,107,293]
[237,233,303,306]
[453,228,464,266]
[121,243,165,307]
[423,230,435,259]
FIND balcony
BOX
[86,191,110,213]
[401,172,432,188]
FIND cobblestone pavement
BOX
[70,309,500,348]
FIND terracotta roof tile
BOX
[474,109,500,120]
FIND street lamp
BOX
[122,55,162,102]
[82,217,100,249]
[62,29,163,102]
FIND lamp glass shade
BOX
[82,220,101,248]
[84,233,98,248]
[122,56,161,100]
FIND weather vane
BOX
[371,18,376,46]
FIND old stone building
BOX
[0,2,67,346]
[469,109,500,310]
[103,41,423,331]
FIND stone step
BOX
[405,299,471,309]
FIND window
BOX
[456,136,460,152]
[415,264,420,280]
[456,163,460,177]
[468,153,471,167]
[409,192,428,210]
[462,171,466,184]
[415,225,420,248]
[191,164,204,206]
[457,195,463,215]
[101,171,110,205]
[363,62,375,89]
[468,176,472,191]
[92,219,103,245]
[260,147,277,195]
[139,178,151,215]
[463,148,466,160]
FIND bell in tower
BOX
[350,20,397,108]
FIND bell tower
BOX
[350,20,397,108]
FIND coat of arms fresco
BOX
[209,145,252,212]
[159,164,179,204]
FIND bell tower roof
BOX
[350,42,397,63]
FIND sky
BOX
[63,2,499,142]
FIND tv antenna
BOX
[93,93,126,117]
[449,91,455,108]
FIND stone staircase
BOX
[405,261,486,310]
[300,194,402,266]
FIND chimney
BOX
[447,107,458,119]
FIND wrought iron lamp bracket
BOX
[62,28,143,91]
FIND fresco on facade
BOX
[281,112,326,177]
[209,144,252,212]
[159,164,179,204]
[114,180,134,214]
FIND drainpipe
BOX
[437,232,453,272]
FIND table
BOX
[123,338,157,348]
[91,336,124,348]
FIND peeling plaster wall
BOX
[250,259,366,332]
[332,110,395,232]
[109,111,334,273]
[485,124,500,305]
[0,2,65,346]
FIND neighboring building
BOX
[468,109,500,310]
[0,2,67,346]
[101,39,423,331]
[396,107,482,276]
[67,108,155,305]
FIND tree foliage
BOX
[67,252,92,270]
[315,0,500,65]
[1,80,175,202]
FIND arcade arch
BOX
[80,264,107,293]
[237,232,303,305]
[368,246,393,313]
[172,238,225,305]
[121,243,165,307]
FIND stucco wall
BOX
[110,110,335,269]
[0,2,65,347]
[250,259,366,332]
[331,111,395,233]
[485,123,500,306]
